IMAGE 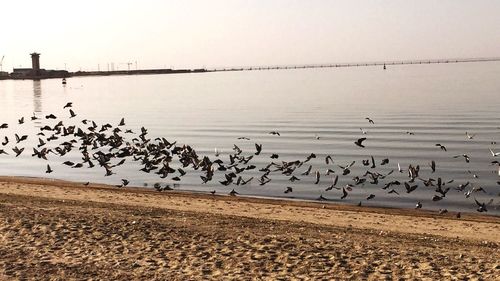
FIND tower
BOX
[31,52,40,75]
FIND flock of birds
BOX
[0,104,499,215]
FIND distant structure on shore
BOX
[0,52,207,80]
[8,53,69,80]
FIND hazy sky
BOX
[1,0,499,71]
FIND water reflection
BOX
[32,80,42,126]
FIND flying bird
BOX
[354,138,367,148]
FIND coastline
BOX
[0,176,498,279]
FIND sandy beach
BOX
[0,176,498,280]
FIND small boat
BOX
[62,78,67,85]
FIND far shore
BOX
[0,175,498,279]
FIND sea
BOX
[0,61,499,214]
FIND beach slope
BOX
[0,177,498,280]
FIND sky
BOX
[1,0,499,72]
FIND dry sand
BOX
[0,176,498,280]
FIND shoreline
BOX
[0,175,499,279]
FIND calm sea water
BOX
[0,62,499,214]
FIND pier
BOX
[207,57,500,72]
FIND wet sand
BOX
[0,176,498,280]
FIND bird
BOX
[314,171,320,184]
[354,138,367,148]
[360,128,367,135]
[255,143,262,155]
[365,117,375,124]
[1,137,8,146]
[237,137,250,140]
[415,202,422,209]
[63,102,73,108]
[269,131,280,136]
[340,187,348,199]
[15,134,28,143]
[118,118,125,126]
[430,160,436,173]
[69,109,77,118]
[465,132,475,139]
[284,186,293,194]
[121,179,130,187]
[45,114,57,119]
[489,148,500,157]
[18,117,24,124]
[12,146,24,157]
[229,189,238,196]
[366,194,375,200]
[45,164,53,173]
[0,123,8,129]
[474,198,493,212]
[325,155,333,165]
[453,154,470,163]
[435,144,447,151]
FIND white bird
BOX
[360,128,367,135]
[489,148,500,157]
[466,132,475,139]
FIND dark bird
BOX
[118,118,125,126]
[474,198,493,212]
[69,109,77,118]
[325,155,333,165]
[1,136,8,146]
[453,154,470,163]
[46,164,53,173]
[284,186,293,194]
[435,144,447,151]
[301,165,312,175]
[269,131,280,136]
[341,187,348,199]
[314,171,320,184]
[366,194,375,200]
[0,123,8,129]
[45,114,57,119]
[432,195,443,201]
[121,179,130,187]
[15,134,28,143]
[31,113,38,121]
[0,149,8,155]
[404,182,418,193]
[388,189,400,195]
[229,189,238,196]
[380,158,389,165]
[365,117,374,124]
[63,102,73,108]
[415,202,422,209]
[12,146,24,157]
[270,153,279,159]
[255,143,262,155]
[354,137,367,148]
[430,160,436,173]
[18,117,24,124]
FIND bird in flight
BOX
[365,117,374,124]
[354,138,367,148]
[489,148,500,157]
